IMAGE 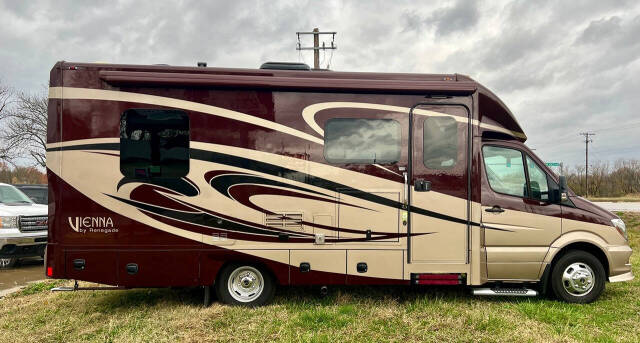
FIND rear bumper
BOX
[0,235,48,258]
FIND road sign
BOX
[545,162,561,167]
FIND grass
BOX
[587,194,640,202]
[1,213,639,342]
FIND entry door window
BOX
[482,146,527,197]
[423,116,458,169]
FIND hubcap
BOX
[227,266,264,303]
[562,262,595,296]
[0,258,13,268]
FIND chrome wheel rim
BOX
[0,258,13,268]
[227,266,264,303]
[562,262,595,296]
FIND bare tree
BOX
[2,89,48,168]
[0,81,18,164]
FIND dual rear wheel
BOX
[215,263,275,306]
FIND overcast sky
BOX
[1,0,639,168]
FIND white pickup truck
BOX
[0,183,48,268]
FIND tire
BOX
[215,263,275,306]
[550,250,605,303]
[0,257,17,269]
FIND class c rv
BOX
[45,61,632,305]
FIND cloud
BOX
[402,0,479,37]
[0,0,639,167]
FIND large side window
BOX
[526,155,550,201]
[120,109,190,178]
[324,118,401,164]
[423,116,458,169]
[482,146,527,197]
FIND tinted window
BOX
[120,109,190,178]
[483,146,527,197]
[324,118,401,164]
[526,155,549,201]
[423,116,458,169]
[18,188,47,204]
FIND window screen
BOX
[482,146,527,197]
[324,118,401,164]
[423,116,458,169]
[120,109,190,178]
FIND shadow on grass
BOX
[88,284,549,311]
[94,286,204,310]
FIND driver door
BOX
[481,144,561,280]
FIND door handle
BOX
[485,205,505,213]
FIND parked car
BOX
[13,184,48,205]
[0,183,48,269]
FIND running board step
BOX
[472,288,538,297]
[51,280,124,292]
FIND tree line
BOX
[0,162,46,184]
[562,160,640,198]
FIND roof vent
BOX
[260,62,311,71]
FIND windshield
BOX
[0,185,34,204]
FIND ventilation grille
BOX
[265,212,304,231]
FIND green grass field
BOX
[1,213,639,343]
[587,194,640,202]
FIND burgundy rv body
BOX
[46,61,632,305]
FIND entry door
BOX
[480,144,562,280]
[409,104,469,263]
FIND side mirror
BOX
[558,175,568,202]
[559,175,567,191]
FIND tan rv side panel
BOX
[346,250,403,280]
[290,250,346,274]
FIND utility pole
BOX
[296,28,337,70]
[580,132,595,197]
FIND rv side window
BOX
[482,146,527,197]
[120,109,190,178]
[423,116,458,169]
[324,118,401,164]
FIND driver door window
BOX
[482,146,527,198]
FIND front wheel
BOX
[0,257,17,269]
[215,264,275,306]
[550,250,605,303]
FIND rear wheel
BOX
[0,257,17,269]
[551,250,605,303]
[215,264,275,306]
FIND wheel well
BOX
[550,242,609,277]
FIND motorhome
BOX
[45,61,632,305]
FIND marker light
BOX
[46,267,53,277]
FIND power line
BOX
[296,28,337,70]
[580,132,595,197]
